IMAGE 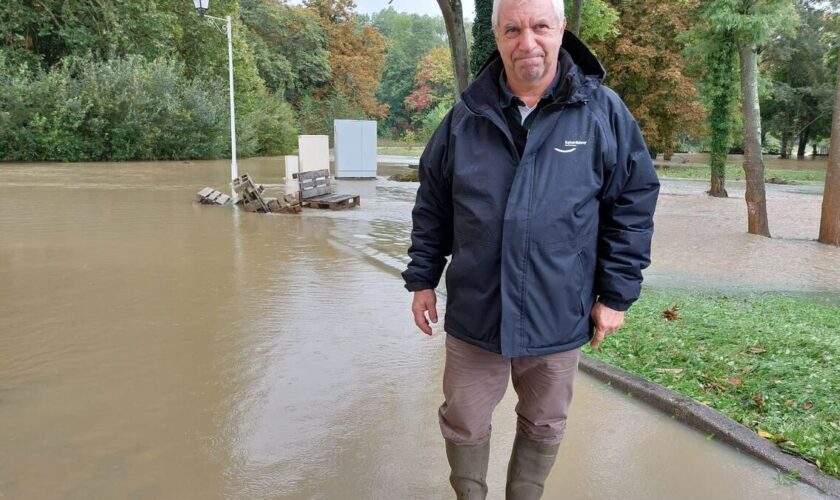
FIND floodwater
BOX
[1,159,836,499]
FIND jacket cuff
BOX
[405,282,435,292]
[597,295,634,312]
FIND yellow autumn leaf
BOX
[757,429,773,439]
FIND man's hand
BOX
[590,302,625,349]
[411,289,438,336]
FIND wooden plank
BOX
[295,169,331,182]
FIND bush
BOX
[419,102,450,142]
[0,54,297,161]
[238,91,298,157]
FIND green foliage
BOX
[0,0,308,161]
[371,8,448,138]
[240,0,331,101]
[686,1,741,186]
[571,0,620,43]
[586,289,840,479]
[762,2,836,156]
[238,91,300,158]
[0,0,180,69]
[420,103,452,142]
[470,0,495,75]
[295,92,365,137]
[0,55,299,161]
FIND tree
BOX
[763,1,834,159]
[305,0,388,119]
[471,0,494,75]
[691,0,795,235]
[732,0,796,237]
[437,0,470,97]
[820,58,840,245]
[404,47,455,116]
[689,4,740,198]
[569,0,584,36]
[240,0,331,103]
[570,0,619,43]
[595,0,704,161]
[372,8,447,137]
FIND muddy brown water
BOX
[1,159,836,499]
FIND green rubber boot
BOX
[445,439,490,499]
[505,434,560,500]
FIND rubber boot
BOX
[505,434,560,500]
[445,439,490,500]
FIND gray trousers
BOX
[439,335,580,446]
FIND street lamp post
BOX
[193,0,238,197]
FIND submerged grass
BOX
[654,163,826,183]
[584,289,840,479]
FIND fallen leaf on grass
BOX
[704,382,727,393]
[755,429,788,444]
[803,402,815,411]
[754,393,765,407]
[655,368,684,375]
[663,305,680,321]
[726,377,743,386]
[747,346,767,355]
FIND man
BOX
[402,0,659,497]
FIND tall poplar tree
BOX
[690,4,740,198]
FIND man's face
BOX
[494,0,565,88]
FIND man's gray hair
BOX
[491,0,565,31]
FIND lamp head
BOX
[193,0,209,17]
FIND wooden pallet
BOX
[305,194,361,210]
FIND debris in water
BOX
[195,187,232,205]
[233,173,301,214]
[296,169,360,210]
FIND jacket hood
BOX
[463,30,606,113]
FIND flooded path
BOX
[1,160,836,499]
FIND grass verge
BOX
[377,141,425,158]
[654,163,826,184]
[584,289,840,479]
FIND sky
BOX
[289,0,477,20]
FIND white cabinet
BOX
[334,120,377,179]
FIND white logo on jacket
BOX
[555,140,587,153]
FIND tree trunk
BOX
[437,0,470,98]
[819,60,840,245]
[570,0,584,36]
[797,124,810,160]
[779,115,790,159]
[708,93,730,198]
[710,151,728,197]
[739,43,771,237]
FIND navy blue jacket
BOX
[402,32,659,357]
